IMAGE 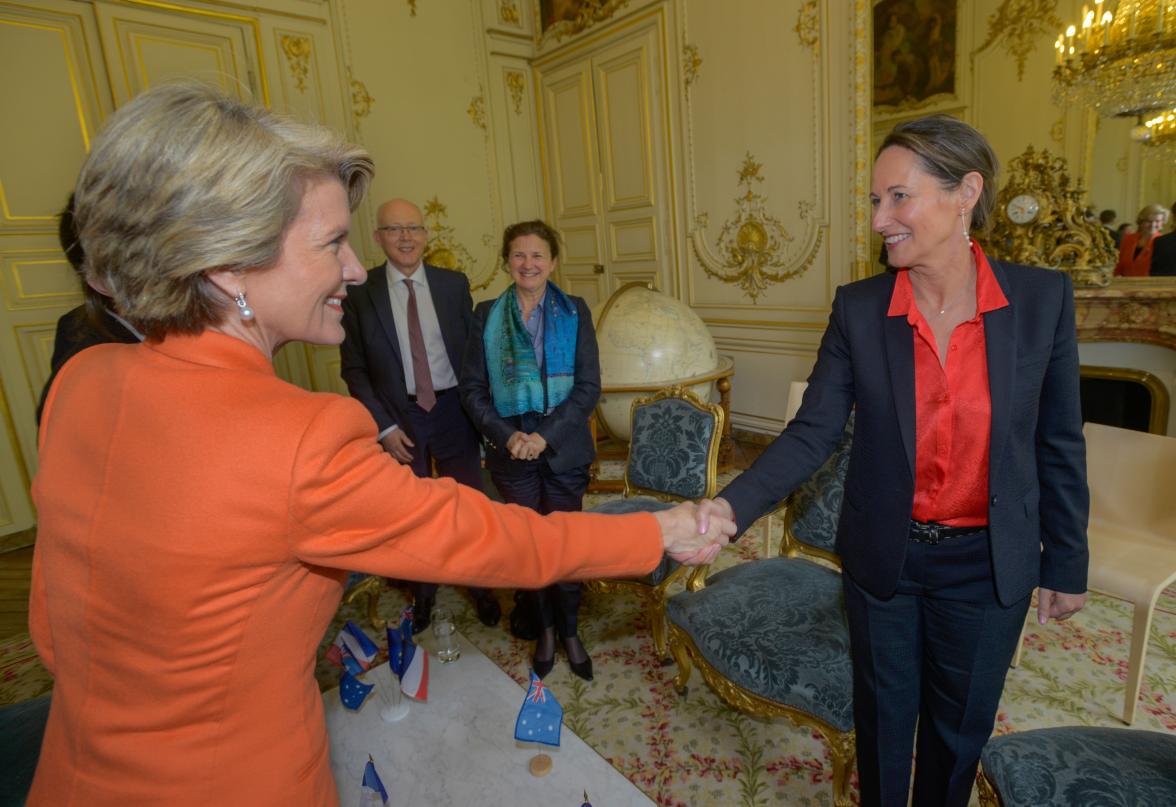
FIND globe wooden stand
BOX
[588,357,735,493]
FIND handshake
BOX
[652,497,737,566]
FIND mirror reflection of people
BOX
[339,197,501,633]
[698,114,1088,807]
[35,193,143,427]
[28,83,732,804]
[1114,204,1168,276]
[460,220,600,682]
[1149,201,1176,276]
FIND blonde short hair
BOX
[74,82,373,339]
[1137,204,1168,225]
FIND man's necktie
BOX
[403,279,436,412]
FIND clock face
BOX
[1006,194,1040,225]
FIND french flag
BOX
[388,608,428,701]
[326,620,379,675]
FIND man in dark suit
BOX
[1150,202,1176,276]
[340,198,500,631]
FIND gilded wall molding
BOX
[279,33,311,93]
[795,0,820,52]
[973,0,1061,82]
[691,154,819,301]
[406,0,417,17]
[505,71,526,115]
[544,0,630,43]
[467,90,488,132]
[682,43,702,87]
[499,1,520,25]
[421,197,497,291]
[347,67,374,129]
[852,0,871,278]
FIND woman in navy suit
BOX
[699,115,1089,807]
[461,220,601,681]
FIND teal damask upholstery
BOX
[590,497,678,585]
[666,557,852,730]
[787,415,854,555]
[626,396,718,500]
[980,727,1176,807]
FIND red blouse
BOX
[887,241,1009,526]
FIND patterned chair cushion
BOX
[666,556,853,731]
[590,497,679,585]
[627,397,717,500]
[787,413,854,555]
[981,727,1176,807]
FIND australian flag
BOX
[339,669,374,710]
[514,670,563,747]
[326,620,379,676]
[358,757,388,806]
[388,607,428,701]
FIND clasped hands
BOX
[507,431,547,462]
[654,496,738,566]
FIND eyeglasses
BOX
[376,225,426,237]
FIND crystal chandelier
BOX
[1138,107,1176,161]
[1053,0,1176,118]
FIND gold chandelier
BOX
[1053,0,1176,118]
[1139,106,1176,160]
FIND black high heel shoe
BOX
[561,634,593,682]
[533,627,556,680]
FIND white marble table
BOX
[323,630,654,806]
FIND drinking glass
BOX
[432,606,461,663]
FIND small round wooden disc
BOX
[528,753,553,777]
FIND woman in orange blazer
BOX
[1114,204,1168,276]
[28,83,730,806]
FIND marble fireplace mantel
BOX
[1074,286,1176,350]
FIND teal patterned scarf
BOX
[483,282,578,418]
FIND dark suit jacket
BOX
[36,305,140,426]
[721,260,1089,606]
[461,291,600,474]
[1150,231,1176,276]
[339,264,473,443]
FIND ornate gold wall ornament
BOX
[974,0,1061,82]
[682,43,702,87]
[794,0,820,51]
[505,71,526,115]
[347,68,374,129]
[421,197,497,291]
[499,1,520,24]
[1050,118,1065,143]
[544,0,631,42]
[406,0,417,17]
[467,91,487,132]
[987,146,1116,287]
[692,153,819,302]
[279,34,311,93]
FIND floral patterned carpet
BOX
[4,471,1174,806]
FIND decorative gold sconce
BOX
[987,146,1116,287]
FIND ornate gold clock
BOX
[987,146,1116,287]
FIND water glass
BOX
[432,606,461,663]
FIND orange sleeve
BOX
[286,396,663,587]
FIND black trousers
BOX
[490,456,590,638]
[401,390,491,608]
[842,530,1030,807]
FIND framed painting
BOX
[873,0,957,110]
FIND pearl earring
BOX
[234,291,254,321]
[960,209,972,247]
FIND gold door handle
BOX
[593,263,605,275]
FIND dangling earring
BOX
[960,209,973,247]
[234,291,254,321]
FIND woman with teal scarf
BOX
[461,220,601,681]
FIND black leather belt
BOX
[908,519,985,544]
[408,387,455,402]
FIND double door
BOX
[536,16,677,306]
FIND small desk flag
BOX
[327,620,379,676]
[358,757,388,806]
[388,607,428,701]
[339,670,374,710]
[514,670,563,747]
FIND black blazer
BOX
[1150,230,1176,276]
[460,291,600,474]
[339,264,473,443]
[721,260,1089,606]
[37,305,140,426]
